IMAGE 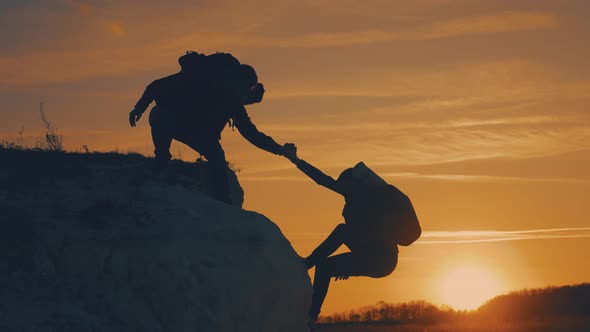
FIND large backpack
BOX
[379,184,422,246]
[347,162,422,247]
[206,52,241,75]
[177,51,265,117]
[178,51,207,71]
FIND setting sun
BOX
[439,264,502,310]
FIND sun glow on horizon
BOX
[438,264,502,311]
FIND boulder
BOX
[0,150,312,332]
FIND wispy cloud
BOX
[265,11,558,48]
[0,8,561,86]
[380,173,590,185]
[261,114,579,133]
[239,172,590,185]
[268,60,590,101]
[412,11,559,40]
[286,228,590,244]
[255,121,590,167]
[138,10,560,50]
[418,228,590,244]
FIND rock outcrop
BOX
[0,150,312,332]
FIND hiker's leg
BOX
[204,142,231,203]
[148,106,173,165]
[308,251,397,322]
[308,252,356,322]
[180,136,231,204]
[304,223,348,269]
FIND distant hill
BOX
[477,283,590,321]
[320,283,590,324]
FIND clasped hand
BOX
[283,143,299,162]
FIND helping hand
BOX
[129,109,142,127]
[283,143,298,162]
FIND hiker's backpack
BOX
[379,184,422,246]
[343,162,421,247]
[344,183,421,248]
[177,51,264,112]
[206,52,242,75]
[178,51,206,71]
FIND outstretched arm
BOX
[232,105,284,156]
[284,145,344,195]
[129,81,156,127]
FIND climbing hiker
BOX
[282,143,421,323]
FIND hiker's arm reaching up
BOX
[129,81,156,127]
[233,106,284,156]
[283,145,343,195]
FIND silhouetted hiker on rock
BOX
[129,51,290,204]
[283,144,421,323]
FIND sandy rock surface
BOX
[0,151,312,332]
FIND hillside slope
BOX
[0,149,312,332]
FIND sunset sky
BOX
[1,0,589,313]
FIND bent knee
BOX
[368,254,398,278]
[372,263,396,278]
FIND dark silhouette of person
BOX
[129,52,289,204]
[283,144,399,323]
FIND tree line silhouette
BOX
[320,283,590,324]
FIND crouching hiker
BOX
[282,144,422,324]
[129,51,290,204]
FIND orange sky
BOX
[1,0,589,313]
